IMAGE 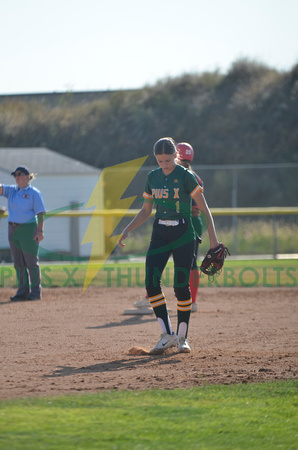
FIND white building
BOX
[0,148,103,261]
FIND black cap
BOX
[11,166,30,176]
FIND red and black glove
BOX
[200,243,230,276]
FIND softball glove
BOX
[200,243,230,276]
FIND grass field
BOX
[0,381,296,449]
[121,218,298,256]
[1,258,297,289]
[1,258,297,448]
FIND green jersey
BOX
[143,164,203,220]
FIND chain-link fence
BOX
[1,163,298,262]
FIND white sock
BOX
[158,317,173,335]
[177,322,187,338]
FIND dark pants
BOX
[146,219,196,337]
[8,223,41,297]
[146,219,195,300]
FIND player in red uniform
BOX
[175,142,204,312]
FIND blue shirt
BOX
[1,184,46,224]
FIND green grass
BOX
[199,218,298,256]
[199,259,298,288]
[0,381,296,449]
[121,218,298,256]
[1,259,297,289]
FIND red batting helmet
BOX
[176,142,194,162]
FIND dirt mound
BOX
[0,286,297,399]
[126,347,150,356]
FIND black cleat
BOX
[27,294,41,301]
[10,294,28,302]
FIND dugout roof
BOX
[0,147,100,175]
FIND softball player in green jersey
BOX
[119,137,219,354]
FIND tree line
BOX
[0,58,297,206]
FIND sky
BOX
[1,0,298,95]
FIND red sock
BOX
[189,269,200,303]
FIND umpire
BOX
[0,166,46,301]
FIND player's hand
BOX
[34,230,44,243]
[118,231,128,247]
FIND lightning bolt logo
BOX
[81,156,148,292]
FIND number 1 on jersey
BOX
[175,201,180,213]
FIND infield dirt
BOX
[0,287,297,400]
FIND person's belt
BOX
[158,219,180,226]
[9,222,23,226]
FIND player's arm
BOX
[118,201,153,247]
[0,183,5,216]
[34,212,45,243]
[191,205,200,217]
[193,190,219,248]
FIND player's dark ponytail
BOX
[153,137,176,155]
